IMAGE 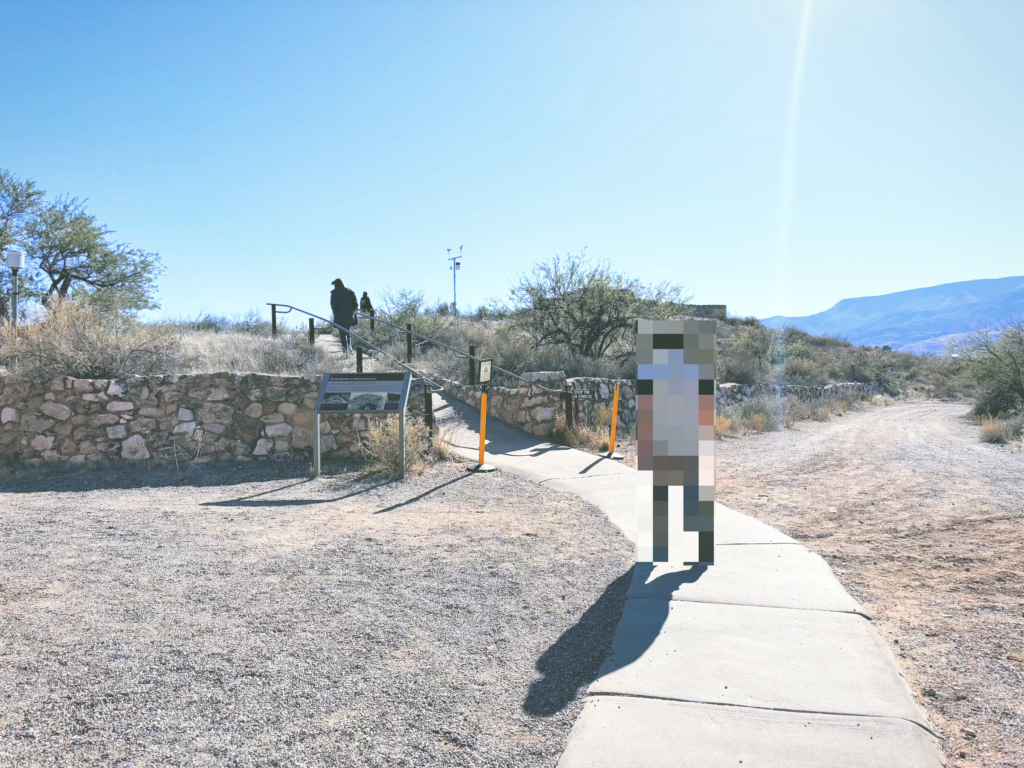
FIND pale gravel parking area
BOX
[716,399,1024,768]
[0,461,634,767]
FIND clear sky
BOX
[2,1,1021,321]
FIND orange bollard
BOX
[468,389,496,472]
[601,383,624,459]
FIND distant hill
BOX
[762,276,1024,352]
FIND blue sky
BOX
[2,0,1021,321]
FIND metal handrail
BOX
[266,304,446,392]
[351,310,565,393]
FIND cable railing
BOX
[266,304,446,392]
[351,309,565,393]
[267,303,565,394]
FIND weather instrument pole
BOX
[447,245,462,314]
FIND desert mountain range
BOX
[762,275,1024,354]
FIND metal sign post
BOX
[312,372,413,479]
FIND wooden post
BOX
[356,347,363,373]
[562,390,574,429]
[406,323,413,363]
[271,304,277,336]
[469,345,476,384]
[370,314,375,331]
[308,318,315,345]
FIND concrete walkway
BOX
[433,392,945,768]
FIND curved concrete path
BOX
[433,393,944,768]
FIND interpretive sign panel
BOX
[314,372,412,414]
[479,359,492,384]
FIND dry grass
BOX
[550,414,612,454]
[174,329,335,375]
[979,420,1008,444]
[361,415,453,477]
[0,298,178,382]
[749,413,768,432]
[977,414,1024,445]
[714,414,733,437]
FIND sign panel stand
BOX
[312,372,413,479]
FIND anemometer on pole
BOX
[447,245,462,314]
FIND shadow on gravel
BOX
[373,474,471,514]
[205,479,393,507]
[1,459,370,494]
[524,563,707,717]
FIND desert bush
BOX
[714,414,733,437]
[361,414,449,476]
[978,413,1024,444]
[0,298,179,383]
[979,420,1007,444]
[957,321,1024,416]
[550,413,611,453]
[740,395,787,431]
[749,413,768,432]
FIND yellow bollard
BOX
[601,383,624,460]
[468,389,496,472]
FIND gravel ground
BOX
[0,461,633,767]
[716,399,1024,768]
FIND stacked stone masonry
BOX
[0,371,884,466]
[439,373,879,436]
[716,381,882,406]
[0,373,377,466]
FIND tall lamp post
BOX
[4,248,25,332]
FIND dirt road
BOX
[717,400,1024,768]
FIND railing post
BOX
[271,304,277,337]
[424,387,434,432]
[562,388,574,430]
[406,323,413,363]
[356,347,363,373]
[308,318,315,345]
[370,314,375,331]
[469,345,476,384]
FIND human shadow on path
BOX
[524,563,707,717]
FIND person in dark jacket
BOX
[359,291,374,329]
[330,279,357,351]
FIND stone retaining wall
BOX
[436,371,567,437]
[437,373,880,436]
[436,372,637,436]
[565,377,638,430]
[716,381,883,406]
[1,370,885,466]
[0,373,373,466]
